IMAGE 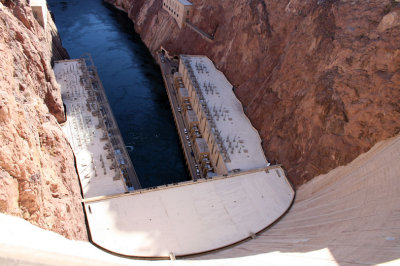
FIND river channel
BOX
[48,0,189,188]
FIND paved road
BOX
[158,53,201,180]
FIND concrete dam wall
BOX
[1,134,399,265]
[1,1,399,265]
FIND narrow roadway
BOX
[86,59,142,190]
[158,52,201,180]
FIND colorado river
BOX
[48,0,189,188]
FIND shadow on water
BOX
[48,0,189,188]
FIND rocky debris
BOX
[108,0,400,186]
[0,2,86,239]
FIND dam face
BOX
[48,0,189,188]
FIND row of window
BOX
[180,70,223,171]
[163,2,190,17]
[163,3,180,18]
[183,71,220,165]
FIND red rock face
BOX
[0,2,86,239]
[107,0,400,186]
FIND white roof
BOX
[181,55,268,171]
[85,168,294,257]
[54,60,127,198]
[185,109,198,123]
[29,0,48,28]
[195,137,209,154]
[178,87,189,98]
[178,0,192,6]
[29,0,47,7]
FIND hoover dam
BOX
[0,0,399,265]
[1,134,399,264]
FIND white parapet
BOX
[30,0,48,28]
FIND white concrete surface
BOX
[54,59,295,258]
[198,134,400,265]
[180,55,268,172]
[0,135,399,265]
[85,168,294,257]
[54,60,127,198]
[30,0,47,28]
[178,0,192,5]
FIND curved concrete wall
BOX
[85,167,294,257]
[0,135,399,265]
[197,134,400,265]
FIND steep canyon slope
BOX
[0,1,86,239]
[107,0,400,185]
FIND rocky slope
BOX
[107,0,400,185]
[0,1,86,239]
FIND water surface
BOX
[48,0,189,188]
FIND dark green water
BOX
[48,0,189,188]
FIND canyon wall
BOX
[106,0,400,186]
[0,1,86,239]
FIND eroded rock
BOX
[108,0,400,186]
[0,2,86,240]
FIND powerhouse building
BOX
[162,0,193,28]
[174,55,269,177]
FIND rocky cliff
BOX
[0,1,86,239]
[106,0,400,186]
